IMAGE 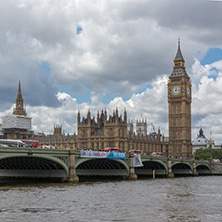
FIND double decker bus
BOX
[104,147,120,152]
[129,149,143,154]
[151,152,164,157]
[20,140,41,148]
[0,139,27,148]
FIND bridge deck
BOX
[0,147,220,180]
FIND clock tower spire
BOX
[168,39,192,158]
[174,37,184,63]
[170,38,187,77]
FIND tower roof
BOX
[170,38,188,78]
[174,38,184,62]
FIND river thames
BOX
[0,176,221,222]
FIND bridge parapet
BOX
[0,147,221,181]
[211,162,222,174]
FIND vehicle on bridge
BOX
[104,147,120,152]
[42,145,56,149]
[129,149,143,154]
[151,152,164,157]
[20,140,41,148]
[213,159,221,163]
[0,139,27,148]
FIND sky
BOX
[0,0,222,144]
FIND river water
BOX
[0,176,221,222]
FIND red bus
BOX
[151,152,164,157]
[129,149,143,154]
[104,147,120,152]
[20,140,41,148]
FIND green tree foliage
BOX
[195,147,222,161]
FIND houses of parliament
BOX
[0,40,192,158]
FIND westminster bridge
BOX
[0,147,221,182]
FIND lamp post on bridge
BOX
[220,143,222,162]
[166,144,174,178]
[166,144,169,159]
[192,150,198,176]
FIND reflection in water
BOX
[0,177,222,222]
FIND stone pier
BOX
[192,160,199,176]
[128,153,137,180]
[167,158,174,178]
[68,150,79,183]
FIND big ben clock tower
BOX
[168,39,192,158]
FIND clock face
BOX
[171,85,181,96]
[187,86,190,96]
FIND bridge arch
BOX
[171,162,193,175]
[0,154,68,178]
[76,158,129,176]
[196,164,211,175]
[135,160,168,176]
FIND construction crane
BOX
[151,122,157,137]
[151,122,155,133]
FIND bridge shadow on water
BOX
[0,178,64,187]
[0,176,127,186]
[137,175,167,179]
[0,173,214,186]
[78,176,126,182]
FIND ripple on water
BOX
[0,177,221,222]
[21,208,60,213]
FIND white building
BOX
[192,127,216,154]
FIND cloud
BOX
[2,0,222,105]
[0,57,60,111]
[13,58,221,145]
[1,0,222,144]
[191,59,222,143]
[1,56,222,145]
[0,74,169,138]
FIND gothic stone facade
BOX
[77,109,128,151]
[36,125,78,149]
[77,109,169,154]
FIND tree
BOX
[195,147,222,161]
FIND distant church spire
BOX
[13,81,27,116]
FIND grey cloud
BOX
[0,58,60,109]
[2,0,219,101]
[1,0,222,144]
